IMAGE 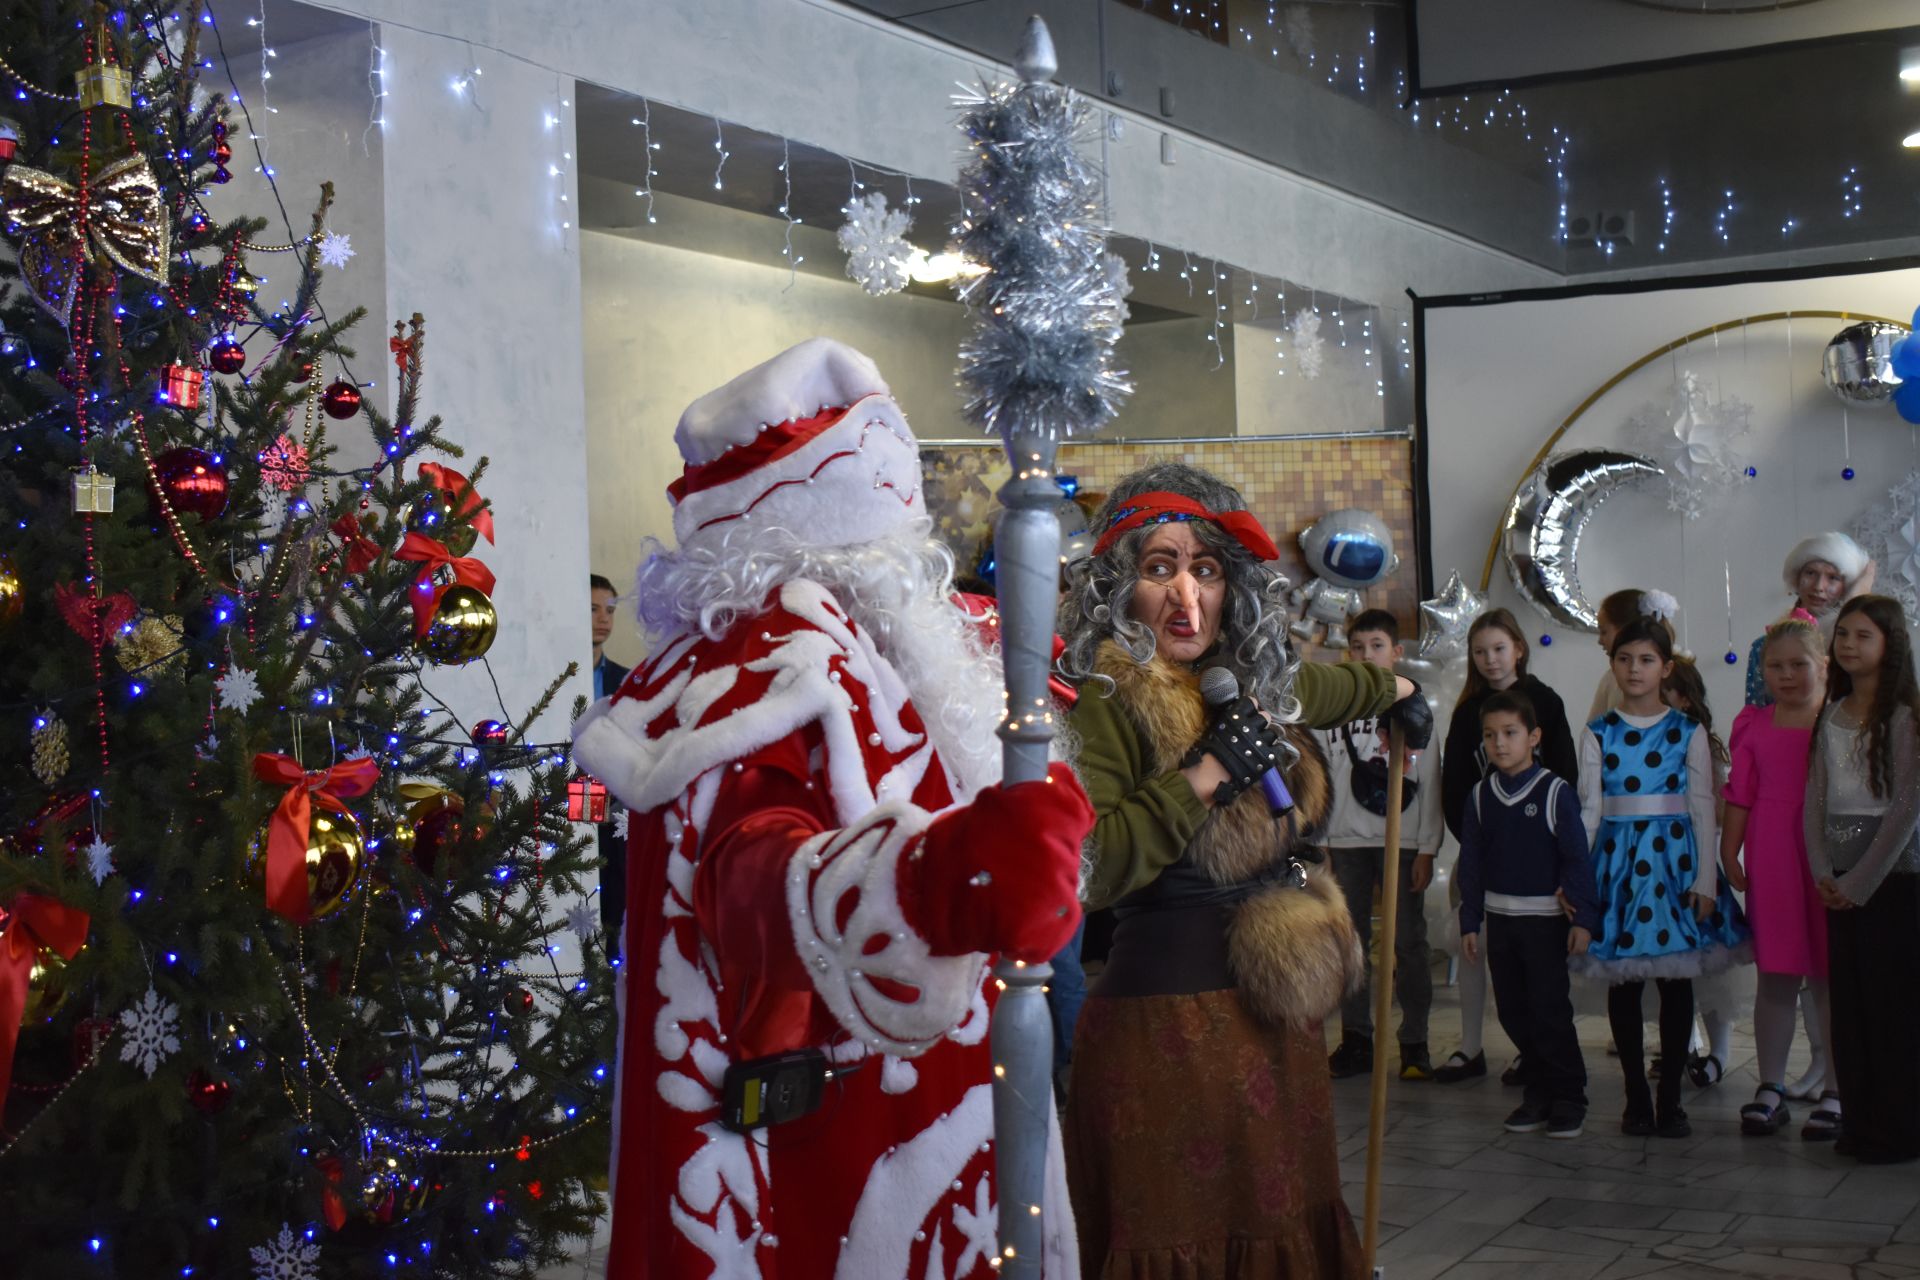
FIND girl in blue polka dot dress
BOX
[1575,617,1751,1138]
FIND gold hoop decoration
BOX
[1479,309,1905,593]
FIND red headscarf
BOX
[1091,491,1279,561]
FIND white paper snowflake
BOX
[316,230,355,270]
[566,899,599,941]
[612,809,630,841]
[1631,372,1753,521]
[118,985,181,1078]
[85,835,115,886]
[1853,469,1920,623]
[250,1224,320,1280]
[1289,308,1326,380]
[196,731,220,762]
[217,666,261,713]
[836,192,915,297]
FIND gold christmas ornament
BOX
[23,944,75,1022]
[248,804,367,921]
[417,585,497,665]
[114,614,185,677]
[70,464,115,514]
[0,552,22,633]
[230,270,261,299]
[1,154,170,318]
[30,711,70,786]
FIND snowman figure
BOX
[1289,508,1398,650]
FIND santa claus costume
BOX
[573,339,1091,1278]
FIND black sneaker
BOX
[1504,1102,1549,1133]
[1656,1107,1692,1139]
[1399,1041,1434,1081]
[1433,1050,1486,1084]
[1501,1055,1528,1087]
[1546,1103,1586,1140]
[1328,1033,1373,1079]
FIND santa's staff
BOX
[952,16,1132,1276]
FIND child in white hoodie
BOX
[1324,609,1447,1081]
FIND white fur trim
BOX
[1784,532,1870,591]
[787,803,983,1056]
[676,338,891,465]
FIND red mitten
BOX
[898,762,1092,962]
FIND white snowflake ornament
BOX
[250,1224,320,1280]
[1289,308,1326,380]
[118,985,181,1077]
[836,192,915,297]
[566,899,599,941]
[316,230,355,270]
[196,731,220,762]
[85,835,115,886]
[1852,470,1920,622]
[217,666,261,713]
[612,809,630,841]
[1631,372,1753,521]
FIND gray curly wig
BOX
[1059,461,1301,721]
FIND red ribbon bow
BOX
[1091,490,1280,562]
[0,894,90,1114]
[53,582,138,645]
[251,753,380,923]
[330,514,380,576]
[395,532,496,640]
[419,462,494,546]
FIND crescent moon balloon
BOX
[1503,449,1664,632]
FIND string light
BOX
[712,117,729,191]
[778,137,803,288]
[631,100,659,224]
[1657,178,1674,252]
[1840,166,1862,219]
[1715,188,1736,245]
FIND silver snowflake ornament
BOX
[118,985,181,1077]
[1289,308,1326,380]
[316,230,355,270]
[250,1224,321,1280]
[217,666,261,713]
[1631,372,1753,521]
[836,191,915,297]
[196,731,220,762]
[566,899,599,941]
[85,835,115,886]
[612,809,630,841]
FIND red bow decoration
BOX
[1091,490,1280,562]
[419,462,494,545]
[53,582,138,644]
[0,894,89,1114]
[388,333,416,374]
[315,1154,350,1231]
[251,753,380,923]
[330,513,380,575]
[395,533,496,640]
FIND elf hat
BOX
[666,338,922,554]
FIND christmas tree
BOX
[0,5,614,1276]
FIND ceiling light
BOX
[906,249,987,284]
[1906,130,1920,148]
[1904,48,1920,81]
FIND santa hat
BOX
[1782,532,1870,592]
[666,339,922,554]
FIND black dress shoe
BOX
[1433,1050,1486,1084]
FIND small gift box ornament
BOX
[70,464,115,514]
[159,364,204,409]
[74,60,132,111]
[566,777,608,824]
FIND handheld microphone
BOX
[1198,667,1295,815]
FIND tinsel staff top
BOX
[952,15,1131,447]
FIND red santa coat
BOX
[573,580,1075,1279]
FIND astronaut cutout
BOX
[1288,508,1398,650]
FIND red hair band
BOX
[1091,491,1280,561]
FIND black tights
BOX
[1608,978,1693,1116]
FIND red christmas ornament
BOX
[506,987,534,1016]
[566,777,608,824]
[152,447,229,521]
[470,720,509,749]
[206,334,246,375]
[72,1016,114,1068]
[515,1135,531,1162]
[526,1180,543,1201]
[211,140,232,165]
[364,1061,388,1086]
[320,381,363,420]
[187,1067,233,1114]
[159,363,205,409]
[410,797,467,881]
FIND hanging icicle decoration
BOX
[950,20,1132,444]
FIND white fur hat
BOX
[1782,532,1870,592]
[666,338,923,554]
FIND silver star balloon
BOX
[1417,570,1486,661]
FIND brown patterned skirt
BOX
[1064,989,1365,1280]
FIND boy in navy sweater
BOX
[1459,690,1603,1139]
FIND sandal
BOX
[1802,1091,1843,1142]
[1686,1053,1723,1088]
[1740,1086,1789,1136]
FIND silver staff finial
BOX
[1015,15,1057,84]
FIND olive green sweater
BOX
[1073,660,1399,910]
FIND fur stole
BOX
[1094,642,1364,1027]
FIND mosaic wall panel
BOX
[923,436,1419,658]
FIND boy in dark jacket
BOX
[1458,690,1602,1139]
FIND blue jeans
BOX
[1048,919,1088,1073]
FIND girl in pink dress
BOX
[1721,615,1835,1139]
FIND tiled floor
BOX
[1334,967,1920,1280]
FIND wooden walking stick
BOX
[1363,719,1408,1276]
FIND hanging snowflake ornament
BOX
[118,985,181,1077]
[85,834,116,885]
[30,709,69,785]
[196,730,220,763]
[316,230,354,270]
[612,809,630,841]
[836,191,915,297]
[259,434,311,492]
[1289,308,1326,380]
[1630,371,1753,521]
[250,1224,321,1280]
[565,899,599,942]
[216,666,261,713]
[1853,469,1920,623]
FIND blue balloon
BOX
[1912,304,1920,332]
[1895,378,1920,425]
[1893,335,1920,379]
